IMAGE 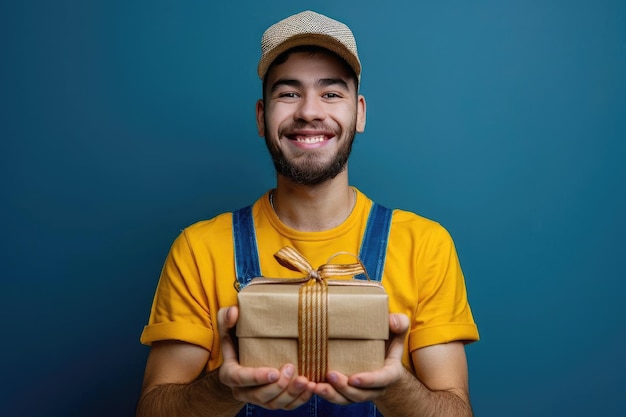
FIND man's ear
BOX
[256,99,265,137]
[356,95,367,133]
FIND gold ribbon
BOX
[273,247,367,382]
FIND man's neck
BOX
[271,173,355,232]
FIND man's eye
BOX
[279,92,298,98]
[323,93,341,99]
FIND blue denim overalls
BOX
[232,202,392,417]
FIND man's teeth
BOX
[296,136,325,144]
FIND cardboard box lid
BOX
[237,278,389,340]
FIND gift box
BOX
[237,276,389,381]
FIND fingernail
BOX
[391,314,399,329]
[327,372,338,383]
[268,371,279,382]
[284,365,294,378]
[351,377,362,387]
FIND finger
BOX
[314,380,352,405]
[315,372,376,405]
[385,313,409,362]
[232,364,295,405]
[217,307,239,363]
[346,352,406,389]
[284,380,317,410]
[347,356,409,391]
[324,371,386,403]
[389,313,410,335]
[222,365,282,388]
[264,374,315,410]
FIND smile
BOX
[295,135,326,144]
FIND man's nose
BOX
[294,95,326,122]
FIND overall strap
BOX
[232,205,261,289]
[357,202,393,282]
[232,202,393,288]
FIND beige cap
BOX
[258,10,361,80]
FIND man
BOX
[137,10,479,417]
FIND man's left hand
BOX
[313,313,410,404]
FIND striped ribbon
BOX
[273,247,366,382]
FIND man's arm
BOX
[374,342,473,417]
[136,341,244,417]
[136,307,316,417]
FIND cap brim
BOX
[257,33,361,80]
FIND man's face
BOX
[256,50,366,186]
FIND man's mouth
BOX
[293,135,326,144]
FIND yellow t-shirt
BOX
[140,188,479,373]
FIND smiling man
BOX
[137,10,479,417]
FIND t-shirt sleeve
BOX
[409,225,479,351]
[140,229,215,350]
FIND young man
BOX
[137,10,479,417]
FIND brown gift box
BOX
[237,277,389,379]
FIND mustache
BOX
[281,122,337,135]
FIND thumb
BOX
[389,313,409,335]
[386,313,409,362]
[218,306,239,362]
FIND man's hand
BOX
[218,308,409,408]
[217,306,317,410]
[313,313,410,404]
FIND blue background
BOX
[2,1,625,416]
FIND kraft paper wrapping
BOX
[237,278,389,377]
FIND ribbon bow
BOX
[273,246,368,282]
[272,247,368,382]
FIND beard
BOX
[264,120,356,186]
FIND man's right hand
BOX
[217,306,317,410]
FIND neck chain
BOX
[269,190,276,212]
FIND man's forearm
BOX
[374,369,473,417]
[136,369,244,417]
